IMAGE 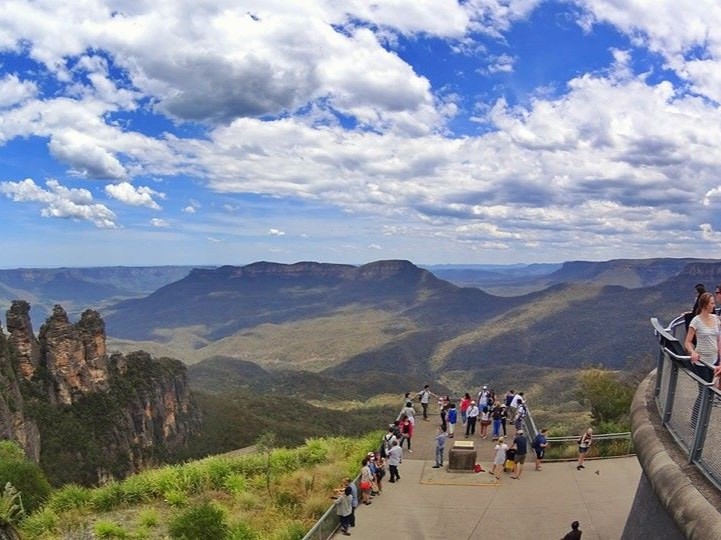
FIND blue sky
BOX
[1,0,721,267]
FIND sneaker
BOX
[432,465,440,468]
[408,449,413,453]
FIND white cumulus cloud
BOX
[105,182,164,209]
[0,178,117,228]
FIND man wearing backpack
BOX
[381,426,397,458]
[416,384,437,421]
[533,428,549,471]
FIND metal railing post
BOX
[690,385,713,463]
[662,353,678,424]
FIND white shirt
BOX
[510,394,524,408]
[387,445,403,466]
[467,405,479,418]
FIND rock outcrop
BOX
[38,305,109,405]
[0,300,202,484]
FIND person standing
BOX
[477,385,490,408]
[576,428,593,470]
[561,520,582,540]
[465,401,479,438]
[447,403,458,438]
[342,478,358,528]
[500,404,508,436]
[417,384,436,421]
[490,436,508,479]
[479,406,491,439]
[685,291,719,384]
[382,426,397,457]
[397,401,416,425]
[459,393,472,425]
[508,392,524,421]
[504,389,515,408]
[359,458,374,504]
[332,485,353,536]
[440,398,449,432]
[432,426,448,468]
[491,402,503,440]
[387,439,403,482]
[533,428,549,471]
[510,429,528,479]
[514,401,527,432]
[399,415,414,452]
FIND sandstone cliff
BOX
[0,301,202,485]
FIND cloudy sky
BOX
[1,0,721,267]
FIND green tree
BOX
[576,368,634,427]
[255,432,277,498]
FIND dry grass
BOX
[109,309,418,371]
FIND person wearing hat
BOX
[477,385,490,408]
[509,429,528,479]
[465,400,479,438]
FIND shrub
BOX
[119,474,155,505]
[168,501,229,540]
[227,520,258,540]
[0,482,24,526]
[90,482,124,512]
[164,489,188,508]
[0,460,52,514]
[19,507,58,538]
[0,441,25,462]
[137,508,160,528]
[272,521,306,540]
[224,474,248,494]
[47,484,91,513]
[93,520,128,538]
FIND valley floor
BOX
[335,418,641,540]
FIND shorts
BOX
[535,449,544,459]
[578,446,589,454]
[513,453,526,464]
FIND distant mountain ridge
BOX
[98,258,721,382]
[431,257,714,295]
[0,266,199,327]
[104,259,511,342]
[4,258,720,386]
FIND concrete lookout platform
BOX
[623,371,721,540]
[334,417,641,539]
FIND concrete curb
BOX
[631,370,721,539]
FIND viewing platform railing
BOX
[652,314,721,491]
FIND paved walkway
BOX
[338,417,641,540]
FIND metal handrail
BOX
[652,315,721,493]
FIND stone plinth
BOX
[449,441,476,472]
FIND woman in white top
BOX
[491,436,508,479]
[685,292,720,383]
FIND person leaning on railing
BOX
[684,291,720,383]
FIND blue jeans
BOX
[435,446,444,466]
[492,419,501,438]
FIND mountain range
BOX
[86,258,716,392]
[1,258,715,393]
